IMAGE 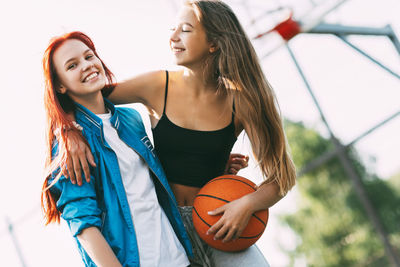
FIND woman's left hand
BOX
[206,196,254,243]
[225,153,249,175]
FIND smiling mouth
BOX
[172,47,185,52]
[83,72,99,83]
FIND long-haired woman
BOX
[41,31,192,266]
[63,1,296,265]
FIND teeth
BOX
[84,72,98,82]
[173,48,184,52]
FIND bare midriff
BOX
[170,183,201,206]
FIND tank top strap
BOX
[232,98,235,121]
[162,70,169,115]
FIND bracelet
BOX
[72,121,83,131]
[53,121,83,136]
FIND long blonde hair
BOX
[187,0,296,195]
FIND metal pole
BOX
[5,217,27,267]
[286,43,400,266]
[308,23,394,36]
[298,111,400,176]
[336,34,400,80]
[386,24,400,55]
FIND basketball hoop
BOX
[271,14,301,41]
[254,12,301,41]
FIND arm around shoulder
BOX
[108,70,166,108]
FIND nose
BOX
[81,59,94,72]
[169,28,180,43]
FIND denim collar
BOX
[74,98,120,133]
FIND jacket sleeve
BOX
[49,141,102,237]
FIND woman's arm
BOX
[78,227,122,267]
[59,71,166,184]
[207,181,282,242]
[65,128,249,185]
[59,130,96,185]
[59,70,166,184]
[52,168,121,265]
[108,70,165,107]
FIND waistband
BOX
[178,206,193,215]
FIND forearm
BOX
[77,227,122,267]
[244,181,283,212]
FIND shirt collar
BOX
[74,98,120,132]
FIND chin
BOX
[173,58,183,66]
[175,60,190,68]
[97,77,107,87]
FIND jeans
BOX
[178,206,270,267]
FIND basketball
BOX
[192,175,269,252]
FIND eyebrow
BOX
[64,49,92,67]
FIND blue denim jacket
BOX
[50,99,192,266]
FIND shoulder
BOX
[144,69,167,83]
[115,107,146,131]
[109,70,168,107]
[116,106,141,119]
[131,70,167,88]
[168,69,184,83]
[117,70,167,91]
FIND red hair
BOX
[41,31,115,225]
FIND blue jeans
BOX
[178,206,270,267]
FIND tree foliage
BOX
[282,120,400,266]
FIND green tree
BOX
[282,120,400,266]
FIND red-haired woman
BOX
[41,31,192,266]
[62,0,296,266]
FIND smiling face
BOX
[52,39,106,102]
[169,6,213,68]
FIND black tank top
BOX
[152,71,237,188]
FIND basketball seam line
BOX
[205,177,256,190]
[195,194,267,227]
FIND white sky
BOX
[0,0,399,266]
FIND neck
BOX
[71,92,106,114]
[182,66,218,94]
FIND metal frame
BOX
[239,0,400,265]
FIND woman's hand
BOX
[224,153,249,175]
[206,195,254,243]
[207,180,282,243]
[60,130,96,186]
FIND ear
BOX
[57,84,67,94]
[209,43,218,53]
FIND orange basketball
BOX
[192,174,269,252]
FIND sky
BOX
[0,0,399,266]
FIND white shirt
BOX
[98,112,189,267]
